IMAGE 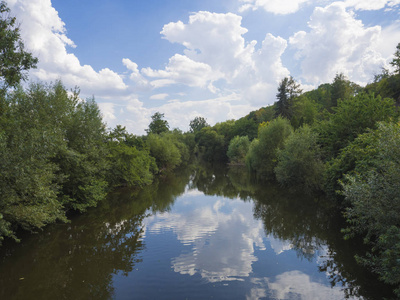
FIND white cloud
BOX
[289,2,386,85]
[150,93,169,100]
[150,11,289,105]
[239,0,311,14]
[98,102,116,125]
[142,54,222,90]
[122,58,150,89]
[239,0,400,14]
[6,0,127,98]
[343,0,400,11]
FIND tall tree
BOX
[275,76,302,119]
[0,1,38,90]
[390,42,400,75]
[146,112,169,135]
[189,116,209,133]
[331,73,361,107]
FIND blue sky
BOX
[6,0,400,134]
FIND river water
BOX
[0,165,393,299]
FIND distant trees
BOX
[146,112,169,135]
[189,116,209,133]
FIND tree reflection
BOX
[190,164,395,299]
[0,168,191,300]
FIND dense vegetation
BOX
[1,1,400,296]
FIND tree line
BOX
[190,44,400,296]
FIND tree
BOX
[275,76,302,119]
[341,122,400,297]
[318,93,396,158]
[0,1,38,89]
[146,112,169,135]
[227,135,250,165]
[246,117,293,179]
[189,116,209,133]
[275,125,325,192]
[330,73,361,107]
[390,42,400,75]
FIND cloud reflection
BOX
[248,271,345,300]
[145,194,265,282]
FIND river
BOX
[0,164,394,299]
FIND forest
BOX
[1,1,400,297]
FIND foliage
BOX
[275,125,325,192]
[227,135,250,165]
[146,112,169,135]
[341,122,400,296]
[0,1,38,89]
[189,116,209,133]
[106,126,156,188]
[146,133,183,173]
[275,76,302,119]
[231,117,258,140]
[246,117,293,179]
[318,93,396,158]
[290,95,320,128]
[331,73,361,108]
[195,127,227,163]
[390,42,400,75]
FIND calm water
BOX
[0,165,393,299]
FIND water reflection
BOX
[0,165,395,299]
[145,196,265,282]
[0,170,191,300]
[248,271,345,300]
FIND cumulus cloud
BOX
[239,0,311,14]
[289,2,386,85]
[6,0,127,97]
[122,58,150,89]
[148,11,289,105]
[142,54,222,90]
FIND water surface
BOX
[0,165,393,299]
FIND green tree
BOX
[0,1,38,89]
[106,126,156,188]
[146,133,182,172]
[275,125,325,192]
[341,122,400,296]
[275,76,302,119]
[390,42,400,75]
[246,117,293,179]
[227,135,250,165]
[146,112,169,135]
[189,116,209,133]
[318,93,396,158]
[330,73,361,108]
[195,127,226,163]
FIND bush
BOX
[227,135,250,164]
[275,125,325,192]
[246,117,293,179]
